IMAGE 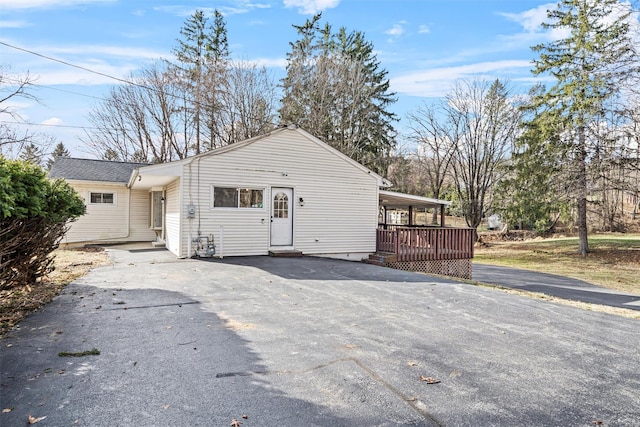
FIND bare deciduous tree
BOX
[406,102,457,223]
[0,65,52,158]
[446,79,521,237]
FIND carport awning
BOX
[379,190,450,209]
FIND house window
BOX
[90,192,115,204]
[212,187,263,209]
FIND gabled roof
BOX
[49,157,150,183]
[132,125,391,188]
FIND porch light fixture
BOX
[298,197,304,206]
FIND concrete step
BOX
[269,250,303,257]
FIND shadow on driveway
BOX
[200,255,458,284]
[0,284,363,426]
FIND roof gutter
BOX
[127,168,140,189]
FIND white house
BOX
[52,126,400,260]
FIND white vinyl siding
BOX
[164,178,181,257]
[62,183,156,244]
[178,130,378,257]
[129,189,157,242]
[63,183,128,243]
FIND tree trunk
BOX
[577,129,589,256]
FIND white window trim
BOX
[210,185,265,210]
[88,191,117,206]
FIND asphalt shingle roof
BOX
[49,157,150,183]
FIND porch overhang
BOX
[128,163,182,190]
[379,190,450,210]
[379,190,450,228]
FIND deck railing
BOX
[376,227,475,261]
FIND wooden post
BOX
[440,204,446,227]
[408,205,413,226]
[384,206,388,229]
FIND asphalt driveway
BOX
[1,248,639,426]
[473,263,640,311]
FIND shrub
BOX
[0,157,85,290]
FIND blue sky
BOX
[0,0,584,157]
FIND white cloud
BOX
[250,57,288,69]
[391,59,532,97]
[0,20,31,29]
[283,0,340,15]
[500,3,554,33]
[1,0,114,10]
[154,3,270,17]
[41,117,63,126]
[3,39,168,61]
[385,21,406,37]
[418,25,430,34]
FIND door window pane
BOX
[152,191,163,228]
[273,192,288,218]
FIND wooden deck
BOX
[376,227,474,262]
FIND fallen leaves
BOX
[2,408,12,413]
[419,375,441,384]
[230,414,248,426]
[28,415,47,424]
[407,361,418,367]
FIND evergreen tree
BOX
[528,0,640,255]
[20,143,43,167]
[172,9,230,153]
[496,97,570,231]
[209,10,229,62]
[47,142,70,170]
[279,13,398,174]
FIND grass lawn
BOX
[0,247,110,336]
[474,233,640,295]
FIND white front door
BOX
[270,187,293,246]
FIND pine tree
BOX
[528,0,640,255]
[496,97,570,231]
[47,142,70,170]
[172,9,232,152]
[279,14,398,174]
[20,143,43,167]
